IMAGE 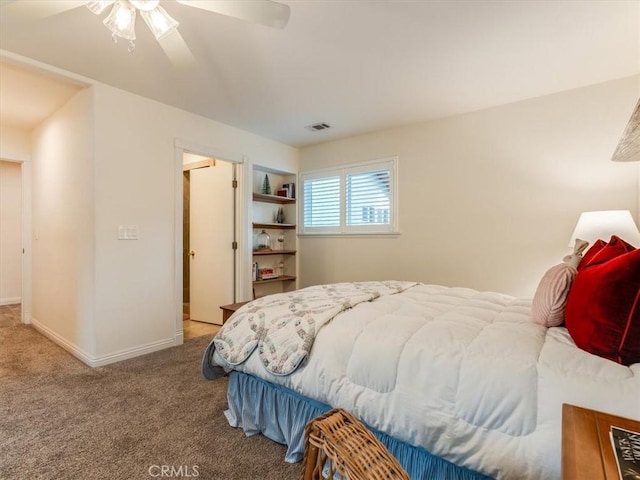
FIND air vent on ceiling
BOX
[305,122,331,132]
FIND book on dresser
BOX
[610,426,640,480]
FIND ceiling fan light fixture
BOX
[103,0,137,41]
[130,0,160,12]
[86,0,116,15]
[140,5,179,40]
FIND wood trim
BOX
[253,192,295,204]
[252,250,296,255]
[183,158,215,171]
[253,275,296,285]
[253,222,296,229]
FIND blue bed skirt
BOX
[225,371,492,480]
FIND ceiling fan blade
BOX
[175,0,290,29]
[0,0,87,21]
[157,29,197,70]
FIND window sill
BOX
[298,232,401,238]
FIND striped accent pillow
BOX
[531,264,577,327]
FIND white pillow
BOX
[531,263,577,327]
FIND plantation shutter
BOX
[300,157,397,235]
[346,169,391,226]
[303,175,340,228]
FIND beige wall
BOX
[31,88,95,356]
[299,76,640,297]
[0,61,298,366]
[23,78,298,365]
[0,161,22,304]
[90,82,298,360]
[0,126,30,160]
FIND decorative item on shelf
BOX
[276,189,288,197]
[275,207,285,224]
[262,174,271,195]
[255,229,272,251]
[277,261,285,277]
[258,267,279,280]
[282,182,295,199]
[277,233,285,250]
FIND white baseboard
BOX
[0,297,21,306]
[30,317,176,368]
[174,331,184,346]
[30,317,94,365]
[91,338,176,367]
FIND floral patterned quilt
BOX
[202,281,417,378]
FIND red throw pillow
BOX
[565,247,640,366]
[578,236,635,271]
[577,239,607,271]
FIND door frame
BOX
[0,152,31,324]
[173,139,246,345]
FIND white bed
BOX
[204,282,640,480]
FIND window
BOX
[300,157,398,235]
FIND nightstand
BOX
[562,403,640,479]
[219,301,249,324]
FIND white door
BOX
[189,160,235,324]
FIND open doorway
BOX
[182,152,236,341]
[0,160,23,326]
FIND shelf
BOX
[253,222,296,230]
[253,250,296,256]
[253,275,297,285]
[253,193,295,204]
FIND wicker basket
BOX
[301,408,410,480]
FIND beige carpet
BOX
[0,313,301,480]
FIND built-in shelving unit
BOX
[251,168,297,298]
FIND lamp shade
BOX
[568,210,640,247]
[611,99,640,162]
[103,0,137,41]
[140,5,179,40]
[130,0,160,10]
[86,0,116,15]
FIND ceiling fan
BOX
[1,0,290,68]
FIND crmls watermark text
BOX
[148,465,200,477]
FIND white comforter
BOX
[216,284,640,480]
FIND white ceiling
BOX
[0,0,639,147]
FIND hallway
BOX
[0,304,218,343]
[183,317,219,341]
[0,303,20,328]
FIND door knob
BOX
[189,250,195,258]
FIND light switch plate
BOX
[118,225,139,240]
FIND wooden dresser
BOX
[562,403,640,479]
